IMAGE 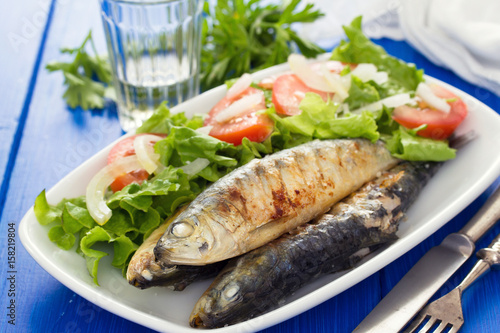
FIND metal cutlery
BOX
[404,232,500,333]
[354,185,500,332]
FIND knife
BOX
[353,185,500,333]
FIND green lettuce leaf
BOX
[136,102,204,134]
[62,202,95,234]
[107,166,183,209]
[344,76,380,110]
[48,225,76,250]
[385,126,456,161]
[79,226,138,285]
[267,93,380,142]
[34,190,62,225]
[331,16,424,91]
[155,127,238,182]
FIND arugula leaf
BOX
[46,31,113,110]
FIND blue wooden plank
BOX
[0,0,55,217]
[0,0,122,332]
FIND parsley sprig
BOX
[46,31,114,110]
[201,0,325,89]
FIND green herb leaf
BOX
[201,0,324,89]
[46,31,113,110]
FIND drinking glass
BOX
[99,0,203,132]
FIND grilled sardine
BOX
[189,162,440,328]
[127,208,224,290]
[154,139,397,265]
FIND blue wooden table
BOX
[1,1,499,332]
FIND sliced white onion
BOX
[352,93,415,113]
[311,60,345,73]
[226,73,252,99]
[351,63,389,85]
[321,64,349,101]
[416,82,451,113]
[133,134,163,174]
[86,155,143,225]
[288,54,334,92]
[180,158,210,176]
[372,71,389,85]
[351,63,378,82]
[196,125,214,135]
[380,93,414,108]
[215,93,263,123]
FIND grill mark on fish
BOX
[313,147,327,191]
[189,162,441,328]
[155,139,397,266]
[288,150,313,208]
[271,158,297,220]
[292,149,319,207]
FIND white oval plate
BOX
[19,60,500,333]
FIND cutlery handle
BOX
[476,232,500,269]
[456,259,490,293]
[457,232,500,292]
[459,185,500,243]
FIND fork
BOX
[403,232,500,333]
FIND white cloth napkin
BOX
[398,0,500,96]
[301,0,500,96]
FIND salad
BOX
[34,17,467,285]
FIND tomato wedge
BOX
[272,74,331,116]
[204,87,273,146]
[393,84,468,140]
[107,134,160,192]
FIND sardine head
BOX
[189,277,245,328]
[154,207,238,265]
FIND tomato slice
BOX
[107,134,160,192]
[271,61,348,116]
[204,87,274,146]
[393,84,468,140]
[272,74,331,116]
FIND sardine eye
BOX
[171,221,194,238]
[223,284,240,301]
